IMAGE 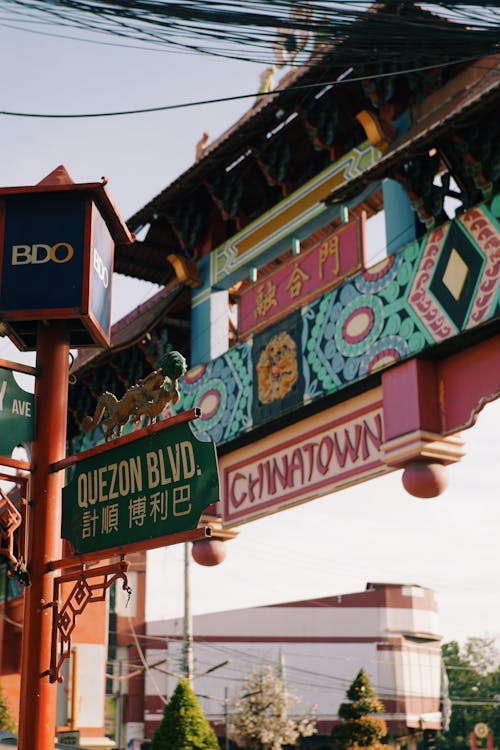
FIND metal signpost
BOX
[0,167,206,750]
[0,167,221,748]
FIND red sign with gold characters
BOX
[238,215,365,338]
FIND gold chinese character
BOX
[254,280,278,320]
[173,485,192,517]
[150,491,169,522]
[285,265,310,298]
[102,503,119,534]
[319,235,339,279]
[129,496,147,527]
[82,509,98,539]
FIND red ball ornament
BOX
[191,539,227,566]
[402,461,448,498]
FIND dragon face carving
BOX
[256,332,298,405]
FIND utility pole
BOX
[183,541,194,681]
[224,686,230,750]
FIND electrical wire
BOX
[0,55,489,119]
[127,614,168,704]
[0,1,498,67]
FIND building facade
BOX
[142,583,445,745]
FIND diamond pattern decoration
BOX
[428,221,485,330]
[441,248,469,301]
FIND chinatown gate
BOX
[168,191,500,526]
[64,38,500,742]
[0,15,498,747]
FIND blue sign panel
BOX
[0,192,85,312]
[90,205,113,337]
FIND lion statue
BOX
[256,332,298,404]
[81,351,188,440]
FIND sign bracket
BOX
[0,487,23,565]
[47,524,213,572]
[0,478,31,585]
[42,559,131,684]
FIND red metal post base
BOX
[18,321,70,750]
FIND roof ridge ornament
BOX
[37,164,75,186]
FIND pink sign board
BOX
[220,389,388,526]
[238,216,365,337]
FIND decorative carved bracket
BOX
[43,560,131,683]
[0,487,23,565]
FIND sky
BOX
[0,12,498,650]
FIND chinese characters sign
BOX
[221,389,388,526]
[238,216,365,337]
[62,420,219,554]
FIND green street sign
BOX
[0,367,34,456]
[62,420,220,555]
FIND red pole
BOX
[18,320,70,750]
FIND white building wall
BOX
[400,648,442,699]
[146,640,382,724]
[143,585,443,735]
[385,607,440,637]
[149,606,390,640]
[376,645,398,703]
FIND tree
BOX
[331,668,387,750]
[438,638,500,750]
[228,665,317,750]
[0,684,16,733]
[151,677,220,750]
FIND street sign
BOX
[0,366,34,456]
[61,419,220,555]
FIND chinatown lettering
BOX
[228,413,382,509]
[76,440,199,509]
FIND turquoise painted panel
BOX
[173,198,500,446]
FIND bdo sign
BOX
[0,166,133,350]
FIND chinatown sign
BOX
[61,416,219,555]
[220,387,389,526]
[238,215,365,338]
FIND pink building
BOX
[142,582,446,745]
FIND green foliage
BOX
[228,665,317,750]
[151,678,220,750]
[438,638,500,750]
[339,669,385,720]
[332,669,387,750]
[0,685,16,733]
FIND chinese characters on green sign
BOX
[62,420,219,554]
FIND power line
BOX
[0,0,498,67]
[0,55,487,119]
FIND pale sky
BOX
[0,16,498,649]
